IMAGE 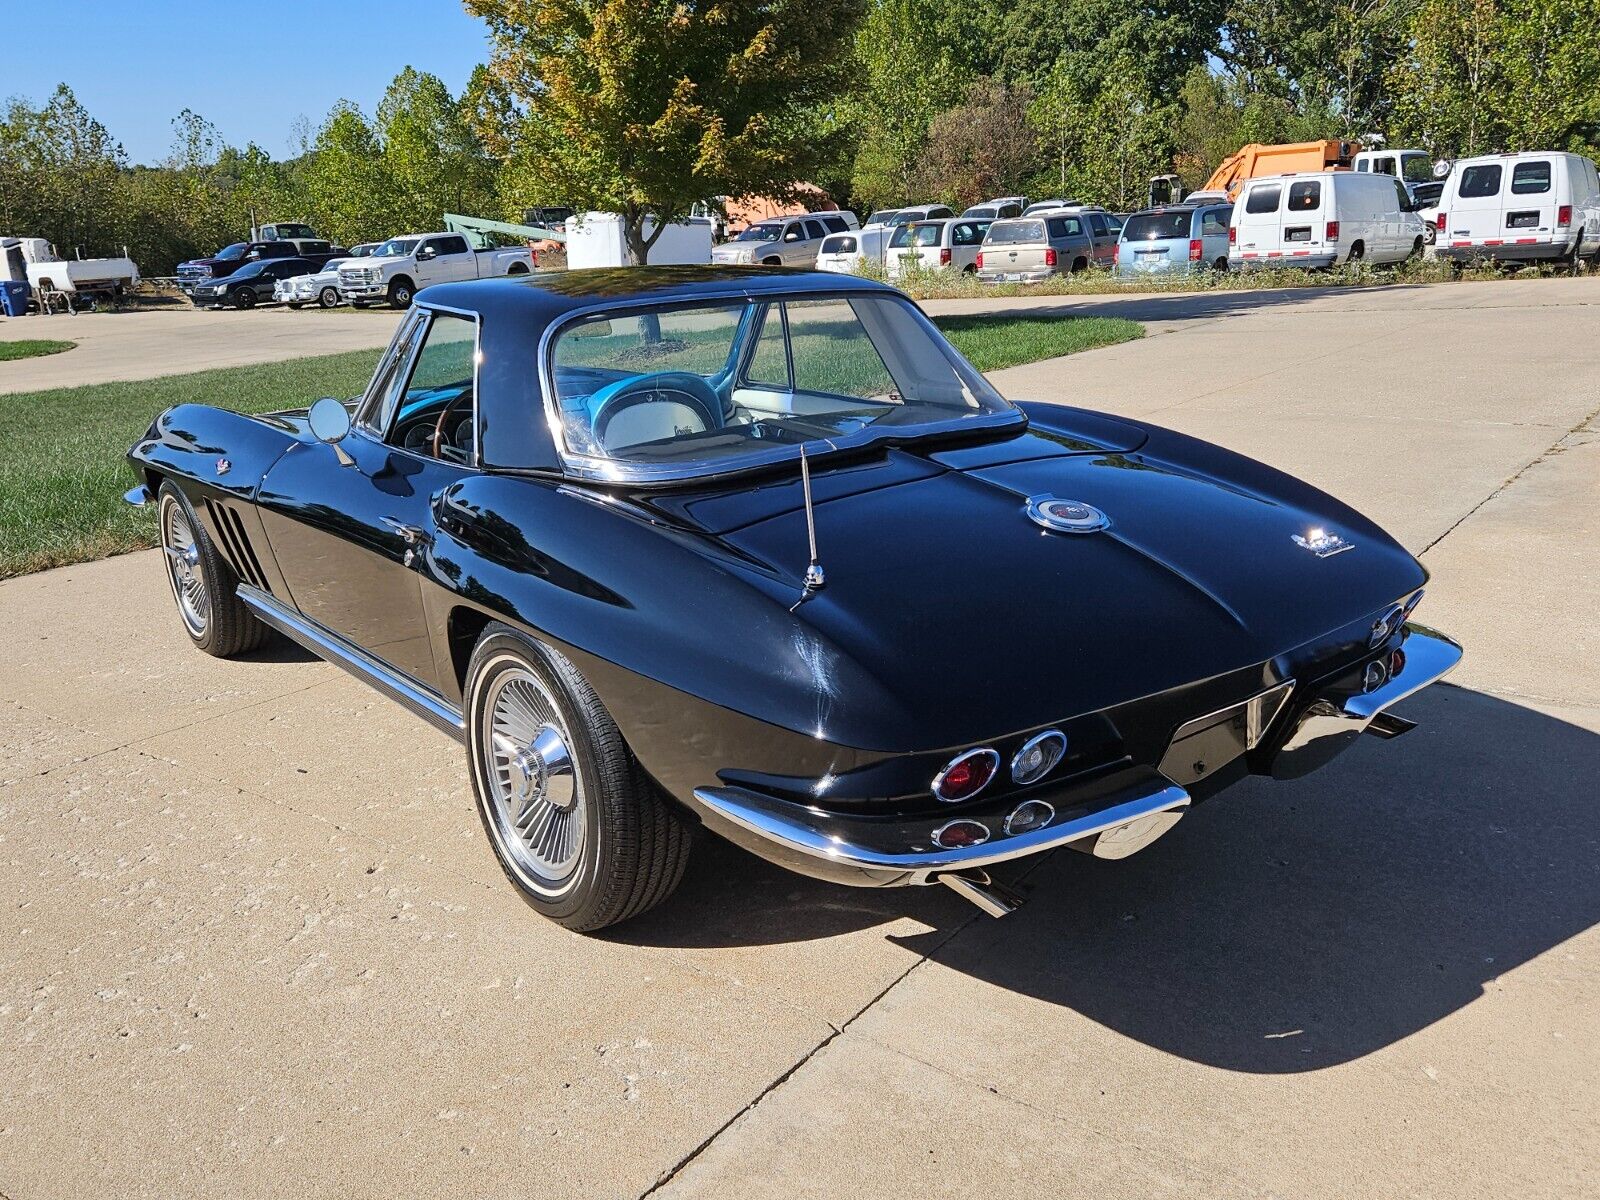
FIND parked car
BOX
[178,241,305,294]
[710,211,859,267]
[1230,171,1426,269]
[337,232,534,308]
[1410,182,1446,243]
[347,242,382,258]
[275,259,352,309]
[885,218,991,277]
[977,213,1097,282]
[815,232,864,274]
[961,196,1027,220]
[1115,203,1233,276]
[189,257,315,308]
[126,266,1461,931]
[1433,152,1600,270]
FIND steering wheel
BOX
[591,372,724,453]
[431,388,473,460]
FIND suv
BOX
[711,211,861,267]
[977,213,1098,282]
[961,196,1027,220]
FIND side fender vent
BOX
[204,499,270,592]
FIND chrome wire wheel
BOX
[479,662,585,894]
[160,495,209,638]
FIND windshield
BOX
[865,211,900,226]
[964,206,997,219]
[735,223,782,243]
[232,262,265,277]
[264,224,314,240]
[548,294,1015,481]
[374,238,420,257]
[216,243,248,260]
[986,220,1045,245]
[1401,156,1434,183]
[1121,211,1193,241]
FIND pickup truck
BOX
[336,233,533,307]
[177,240,342,294]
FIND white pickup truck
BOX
[337,232,533,308]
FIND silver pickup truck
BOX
[338,232,534,308]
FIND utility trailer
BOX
[0,237,140,311]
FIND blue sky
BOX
[9,1,492,164]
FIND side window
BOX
[1511,161,1551,194]
[952,222,978,246]
[437,235,471,255]
[360,312,428,432]
[744,304,790,390]
[1200,209,1228,236]
[388,312,479,458]
[1245,185,1282,214]
[1395,179,1411,211]
[1286,181,1321,210]
[1374,157,1396,176]
[1459,165,1502,198]
[787,299,897,400]
[783,223,804,242]
[804,219,826,241]
[1047,217,1068,238]
[1089,214,1109,236]
[823,215,847,233]
[930,207,953,219]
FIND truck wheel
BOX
[465,624,692,931]
[1346,242,1365,268]
[1071,256,1088,274]
[387,278,414,308]
[318,286,339,308]
[1213,257,1229,272]
[762,257,782,266]
[232,286,256,309]
[286,302,303,310]
[506,262,529,276]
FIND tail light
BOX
[1010,731,1066,785]
[1188,238,1203,261]
[1113,244,1120,265]
[1325,221,1341,241]
[975,251,983,269]
[932,748,999,803]
[932,819,990,849]
[1436,212,1447,232]
[939,247,951,266]
[1228,226,1237,245]
[1558,204,1573,227]
[1044,248,1058,267]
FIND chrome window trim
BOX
[355,307,429,432]
[369,300,485,469]
[534,289,1023,485]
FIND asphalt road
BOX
[2,276,1597,1198]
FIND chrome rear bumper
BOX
[693,768,1190,891]
[1268,623,1462,779]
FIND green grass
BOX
[0,313,1137,580]
[0,339,76,361]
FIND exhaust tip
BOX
[1087,809,1185,860]
[939,869,1027,918]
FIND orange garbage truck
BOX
[1150,140,1361,206]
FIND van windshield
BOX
[986,220,1045,245]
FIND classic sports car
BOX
[126,267,1461,930]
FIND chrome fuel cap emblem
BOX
[1026,495,1108,534]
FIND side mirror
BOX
[418,246,437,260]
[308,397,355,466]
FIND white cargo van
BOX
[1434,152,1600,270]
[1230,171,1425,269]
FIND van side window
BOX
[1200,209,1228,236]
[1459,165,1502,198]
[1287,181,1321,210]
[1374,157,1396,176]
[1394,179,1411,211]
[1511,161,1552,194]
[1245,185,1281,214]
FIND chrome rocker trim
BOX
[693,771,1191,893]
[237,584,466,742]
[1269,622,1461,780]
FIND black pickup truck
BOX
[176,240,343,294]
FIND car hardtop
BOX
[408,266,934,475]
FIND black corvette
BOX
[126,267,1461,930]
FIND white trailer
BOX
[0,236,139,306]
[563,213,714,269]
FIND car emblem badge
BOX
[215,457,232,476]
[1292,527,1352,558]
[1026,495,1108,534]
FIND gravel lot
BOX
[2,276,1596,1198]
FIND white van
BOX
[1230,171,1425,269]
[1434,152,1600,269]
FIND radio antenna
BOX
[800,445,825,593]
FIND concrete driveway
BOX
[3,278,1597,1198]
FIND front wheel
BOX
[232,287,256,309]
[156,483,268,658]
[318,286,340,308]
[465,625,692,931]
[387,278,414,308]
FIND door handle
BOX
[381,516,428,544]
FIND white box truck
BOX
[564,213,714,269]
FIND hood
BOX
[710,243,760,262]
[347,255,406,269]
[674,412,1423,748]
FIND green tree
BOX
[301,102,394,246]
[376,67,497,231]
[998,0,1223,100]
[0,85,127,257]
[1028,55,1174,209]
[466,0,867,264]
[912,78,1037,209]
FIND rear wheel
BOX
[156,483,268,658]
[1346,242,1365,271]
[1071,256,1088,274]
[1213,256,1229,272]
[465,625,692,931]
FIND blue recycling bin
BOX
[0,280,30,317]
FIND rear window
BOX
[1459,165,1502,198]
[1122,211,1192,241]
[889,225,915,248]
[1511,161,1551,194]
[1287,181,1321,211]
[986,220,1045,245]
[820,235,856,254]
[1245,185,1281,214]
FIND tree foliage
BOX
[466,0,866,263]
[913,79,1037,209]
